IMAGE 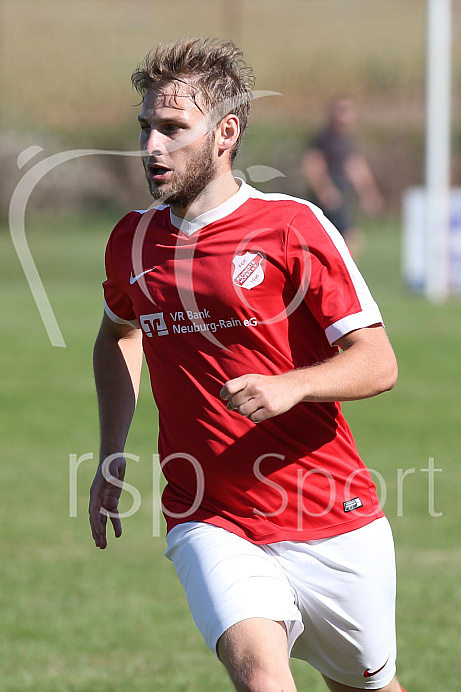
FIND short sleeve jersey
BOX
[103,181,385,544]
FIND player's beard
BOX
[144,132,218,209]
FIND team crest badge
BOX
[232,252,265,290]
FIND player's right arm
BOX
[89,313,143,549]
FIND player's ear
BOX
[217,114,240,153]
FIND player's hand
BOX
[220,372,304,423]
[89,455,126,549]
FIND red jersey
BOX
[103,181,385,543]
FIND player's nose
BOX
[144,129,164,156]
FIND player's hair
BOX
[131,36,255,161]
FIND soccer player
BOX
[89,37,406,692]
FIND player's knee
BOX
[231,665,289,692]
[223,655,294,692]
[217,619,295,691]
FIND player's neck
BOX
[170,170,240,221]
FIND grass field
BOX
[1,209,461,691]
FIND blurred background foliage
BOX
[1,0,460,219]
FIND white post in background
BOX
[425,0,452,302]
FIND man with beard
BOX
[89,37,406,692]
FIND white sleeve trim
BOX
[247,189,384,346]
[302,204,384,345]
[325,308,383,345]
[104,300,140,329]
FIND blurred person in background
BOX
[302,97,384,256]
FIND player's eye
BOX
[163,123,181,134]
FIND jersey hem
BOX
[165,509,385,545]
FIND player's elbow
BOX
[376,353,398,395]
[368,329,399,396]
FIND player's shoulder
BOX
[245,184,349,253]
[247,186,324,221]
[109,205,170,239]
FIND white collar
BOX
[169,178,251,236]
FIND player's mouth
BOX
[147,164,172,182]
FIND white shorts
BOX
[165,517,397,690]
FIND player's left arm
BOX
[220,324,397,423]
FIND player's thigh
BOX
[164,521,302,655]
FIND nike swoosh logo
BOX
[129,267,157,284]
[363,656,389,678]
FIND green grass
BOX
[1,211,461,690]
